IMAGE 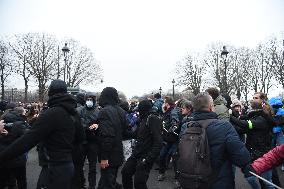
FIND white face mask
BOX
[86,100,93,108]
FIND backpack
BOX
[177,119,217,189]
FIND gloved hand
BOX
[242,164,256,178]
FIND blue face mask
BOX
[86,100,94,108]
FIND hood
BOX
[47,93,77,115]
[214,95,227,106]
[191,111,218,121]
[99,87,119,107]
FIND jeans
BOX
[272,131,284,146]
[246,170,274,189]
[159,142,178,174]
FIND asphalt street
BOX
[26,148,283,189]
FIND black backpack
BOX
[177,119,217,189]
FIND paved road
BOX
[27,148,283,189]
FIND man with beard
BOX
[96,87,128,189]
[0,79,84,189]
[230,92,274,189]
[121,99,163,189]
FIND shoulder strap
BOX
[196,119,217,129]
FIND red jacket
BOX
[252,144,284,175]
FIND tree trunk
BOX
[0,63,4,101]
[24,78,28,103]
[38,81,45,102]
[236,89,241,100]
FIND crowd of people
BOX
[0,79,283,189]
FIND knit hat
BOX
[231,99,242,108]
[48,79,67,97]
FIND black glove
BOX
[242,164,256,178]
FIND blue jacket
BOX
[191,111,250,189]
[152,98,164,115]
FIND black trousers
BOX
[37,162,74,189]
[97,166,119,189]
[82,143,99,189]
[0,166,27,189]
[72,144,85,189]
[121,156,153,189]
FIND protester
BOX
[96,87,128,189]
[206,87,229,121]
[0,79,85,189]
[158,96,181,181]
[177,92,250,189]
[76,92,99,189]
[230,92,274,189]
[121,99,163,189]
[0,106,29,189]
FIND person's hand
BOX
[0,120,5,133]
[100,160,109,169]
[1,129,8,135]
[89,124,98,130]
[242,164,256,178]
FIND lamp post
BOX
[172,79,175,99]
[62,43,70,84]
[221,46,229,94]
[159,87,162,95]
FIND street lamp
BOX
[221,46,229,94]
[62,43,70,84]
[159,87,162,95]
[172,79,175,99]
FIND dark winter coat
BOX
[97,105,128,167]
[0,111,28,168]
[162,106,181,143]
[0,94,85,164]
[191,111,250,189]
[230,109,273,160]
[131,113,163,163]
[77,105,99,143]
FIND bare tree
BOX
[253,38,276,94]
[0,39,12,101]
[9,33,34,102]
[176,54,203,95]
[61,39,103,87]
[28,33,58,102]
[204,43,236,95]
[272,38,284,88]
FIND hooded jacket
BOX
[97,87,128,167]
[0,110,28,168]
[0,94,84,164]
[213,95,229,121]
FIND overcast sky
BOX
[1,0,284,98]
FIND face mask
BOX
[86,100,93,108]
